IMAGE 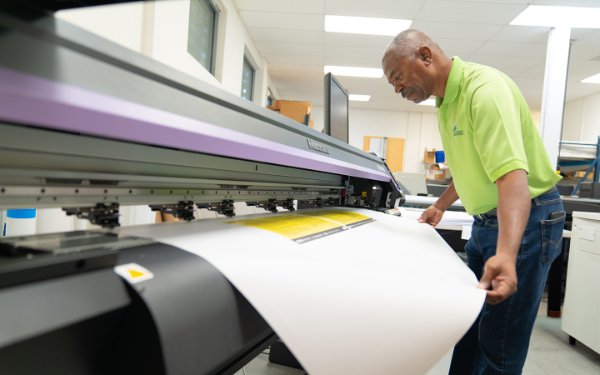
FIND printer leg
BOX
[268,339,304,371]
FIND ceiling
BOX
[232,0,600,113]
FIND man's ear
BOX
[418,46,432,65]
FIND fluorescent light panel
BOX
[349,94,371,102]
[582,73,600,84]
[325,15,412,36]
[324,65,383,78]
[510,5,600,28]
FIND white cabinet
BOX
[562,211,600,352]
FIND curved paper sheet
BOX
[118,208,484,375]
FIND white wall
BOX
[150,1,221,86]
[55,2,145,52]
[150,0,270,106]
[312,106,442,173]
[216,0,269,104]
[56,0,270,107]
[564,92,600,143]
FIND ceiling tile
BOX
[268,64,323,76]
[469,54,543,69]
[238,10,323,31]
[433,38,485,56]
[572,29,600,46]
[324,45,388,60]
[513,62,546,79]
[491,25,549,43]
[264,54,325,65]
[411,21,503,40]
[451,0,528,3]
[233,0,324,14]
[324,33,392,48]
[324,0,425,19]
[531,0,600,6]
[255,41,323,56]
[246,27,325,44]
[567,59,600,81]
[476,41,547,57]
[324,55,384,68]
[233,0,600,112]
[417,0,527,24]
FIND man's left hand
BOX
[477,254,518,304]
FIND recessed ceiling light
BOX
[582,73,600,84]
[325,15,412,36]
[510,5,600,28]
[349,94,371,102]
[324,65,383,78]
[417,98,437,106]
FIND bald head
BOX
[381,29,452,100]
[382,29,441,63]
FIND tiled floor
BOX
[235,299,600,375]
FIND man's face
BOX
[382,52,431,104]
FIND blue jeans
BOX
[449,186,565,375]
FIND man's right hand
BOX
[418,204,444,226]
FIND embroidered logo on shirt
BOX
[452,123,464,136]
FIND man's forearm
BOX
[496,170,530,259]
[433,183,459,211]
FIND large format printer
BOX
[0,2,404,374]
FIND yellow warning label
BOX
[229,210,373,243]
[114,263,154,284]
[128,268,145,279]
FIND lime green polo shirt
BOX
[436,57,561,215]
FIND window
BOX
[241,56,255,101]
[188,0,217,73]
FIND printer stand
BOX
[269,340,304,371]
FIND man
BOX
[382,29,565,374]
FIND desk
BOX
[562,196,600,215]
[426,182,451,197]
[403,195,465,212]
[399,207,472,232]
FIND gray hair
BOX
[382,29,439,61]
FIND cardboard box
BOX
[426,163,451,181]
[424,148,436,164]
[269,100,312,125]
[269,99,281,111]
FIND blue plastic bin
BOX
[435,150,445,163]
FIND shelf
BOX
[558,137,600,196]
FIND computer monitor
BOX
[323,72,349,143]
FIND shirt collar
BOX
[438,56,463,107]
